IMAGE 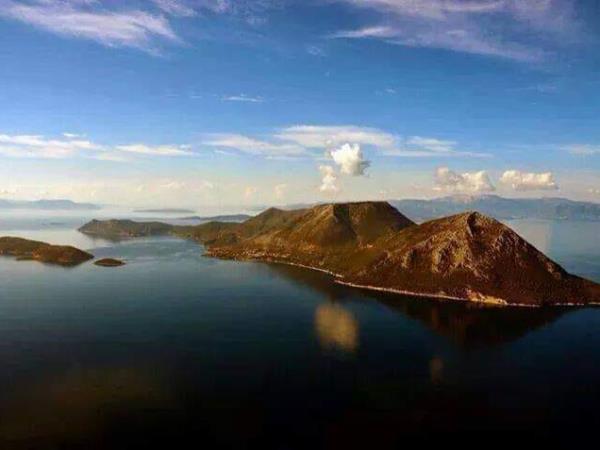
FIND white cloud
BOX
[276,125,396,149]
[331,143,370,176]
[274,183,287,200]
[500,170,559,191]
[331,0,578,62]
[0,131,200,160]
[205,126,488,160]
[222,94,265,103]
[383,136,490,158]
[319,165,339,194]
[567,145,600,156]
[115,144,193,156]
[0,133,100,158]
[434,167,495,193]
[0,0,180,52]
[244,186,258,199]
[204,134,305,157]
[152,0,197,17]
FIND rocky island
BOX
[0,237,94,266]
[94,258,126,267]
[79,202,600,307]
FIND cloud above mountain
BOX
[331,143,371,176]
[500,170,559,191]
[434,167,495,193]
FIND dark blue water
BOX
[0,214,599,448]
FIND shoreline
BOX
[202,252,586,309]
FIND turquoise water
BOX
[0,214,599,448]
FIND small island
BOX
[0,237,93,266]
[80,202,600,307]
[94,258,126,267]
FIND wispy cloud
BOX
[0,131,196,160]
[115,144,194,156]
[222,94,265,103]
[383,136,490,158]
[567,144,600,156]
[0,0,180,52]
[203,134,306,157]
[276,125,397,149]
[330,0,579,62]
[204,125,489,159]
[0,133,100,158]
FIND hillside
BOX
[79,219,174,238]
[79,202,600,306]
[392,195,600,221]
[0,237,93,266]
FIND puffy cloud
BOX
[500,170,559,191]
[319,165,339,194]
[331,143,371,176]
[434,167,495,193]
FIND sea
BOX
[0,209,599,448]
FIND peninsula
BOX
[79,202,600,307]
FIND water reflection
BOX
[314,303,360,353]
[265,263,570,348]
[0,367,172,448]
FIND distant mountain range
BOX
[390,195,600,221]
[0,199,101,211]
[134,208,195,214]
[179,214,252,223]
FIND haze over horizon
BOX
[1,0,600,210]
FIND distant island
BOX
[134,208,195,214]
[0,199,101,211]
[391,195,600,222]
[0,237,93,266]
[179,214,252,222]
[95,258,126,267]
[79,202,600,307]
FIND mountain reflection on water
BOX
[266,263,569,348]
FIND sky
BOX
[1,0,600,210]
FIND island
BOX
[94,258,126,267]
[0,237,94,266]
[79,201,600,307]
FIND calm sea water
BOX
[0,212,599,448]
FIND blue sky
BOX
[1,0,600,209]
